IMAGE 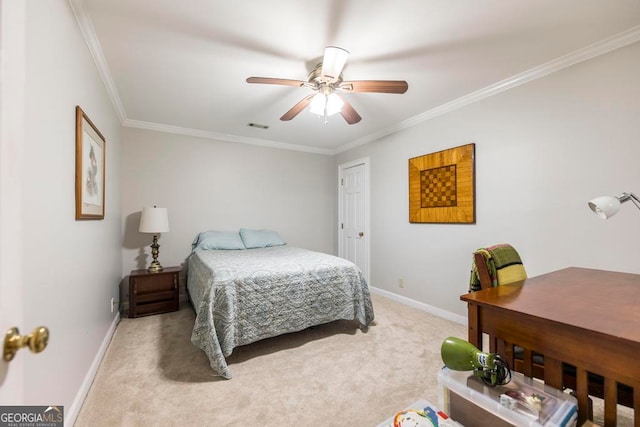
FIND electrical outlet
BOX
[398,278,405,288]
[110,297,117,313]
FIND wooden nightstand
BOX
[129,266,180,318]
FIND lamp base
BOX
[147,261,164,273]
[147,234,164,273]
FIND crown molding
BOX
[123,119,334,155]
[332,25,640,155]
[68,0,127,122]
[67,2,639,157]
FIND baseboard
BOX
[63,289,462,424]
[66,311,120,426]
[369,286,468,326]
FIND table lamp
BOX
[139,206,169,272]
[588,192,640,219]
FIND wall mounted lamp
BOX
[139,206,169,272]
[588,192,640,219]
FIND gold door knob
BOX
[358,232,364,237]
[3,326,49,362]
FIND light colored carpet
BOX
[75,293,466,426]
[75,293,632,426]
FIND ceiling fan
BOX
[246,46,408,125]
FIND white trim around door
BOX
[338,157,370,284]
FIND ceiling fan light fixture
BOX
[309,93,326,115]
[325,93,344,115]
[309,93,343,117]
[321,46,349,81]
[246,45,406,125]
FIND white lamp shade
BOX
[588,196,621,219]
[309,93,344,116]
[325,93,344,115]
[309,93,326,115]
[321,46,349,81]
[139,207,170,233]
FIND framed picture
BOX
[75,106,105,220]
[409,143,475,224]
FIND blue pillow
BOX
[192,231,246,250]
[239,228,286,249]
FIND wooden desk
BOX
[460,267,640,427]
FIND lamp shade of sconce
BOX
[588,192,640,219]
[588,196,622,219]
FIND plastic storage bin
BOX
[438,367,578,427]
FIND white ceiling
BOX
[73,0,640,154]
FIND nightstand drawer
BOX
[135,300,176,317]
[131,273,175,294]
[129,266,181,318]
[136,290,176,304]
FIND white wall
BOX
[121,127,335,277]
[336,41,640,317]
[20,0,122,420]
[13,4,634,416]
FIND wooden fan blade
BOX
[280,94,314,121]
[338,96,362,124]
[339,80,408,94]
[246,77,306,87]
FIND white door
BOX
[338,159,370,283]
[0,0,26,403]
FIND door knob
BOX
[3,326,49,362]
[358,232,364,237]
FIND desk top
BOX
[460,267,640,344]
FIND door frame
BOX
[0,0,26,401]
[338,157,370,284]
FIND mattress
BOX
[187,245,374,378]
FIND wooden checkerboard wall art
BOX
[409,143,475,223]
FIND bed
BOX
[186,230,374,379]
